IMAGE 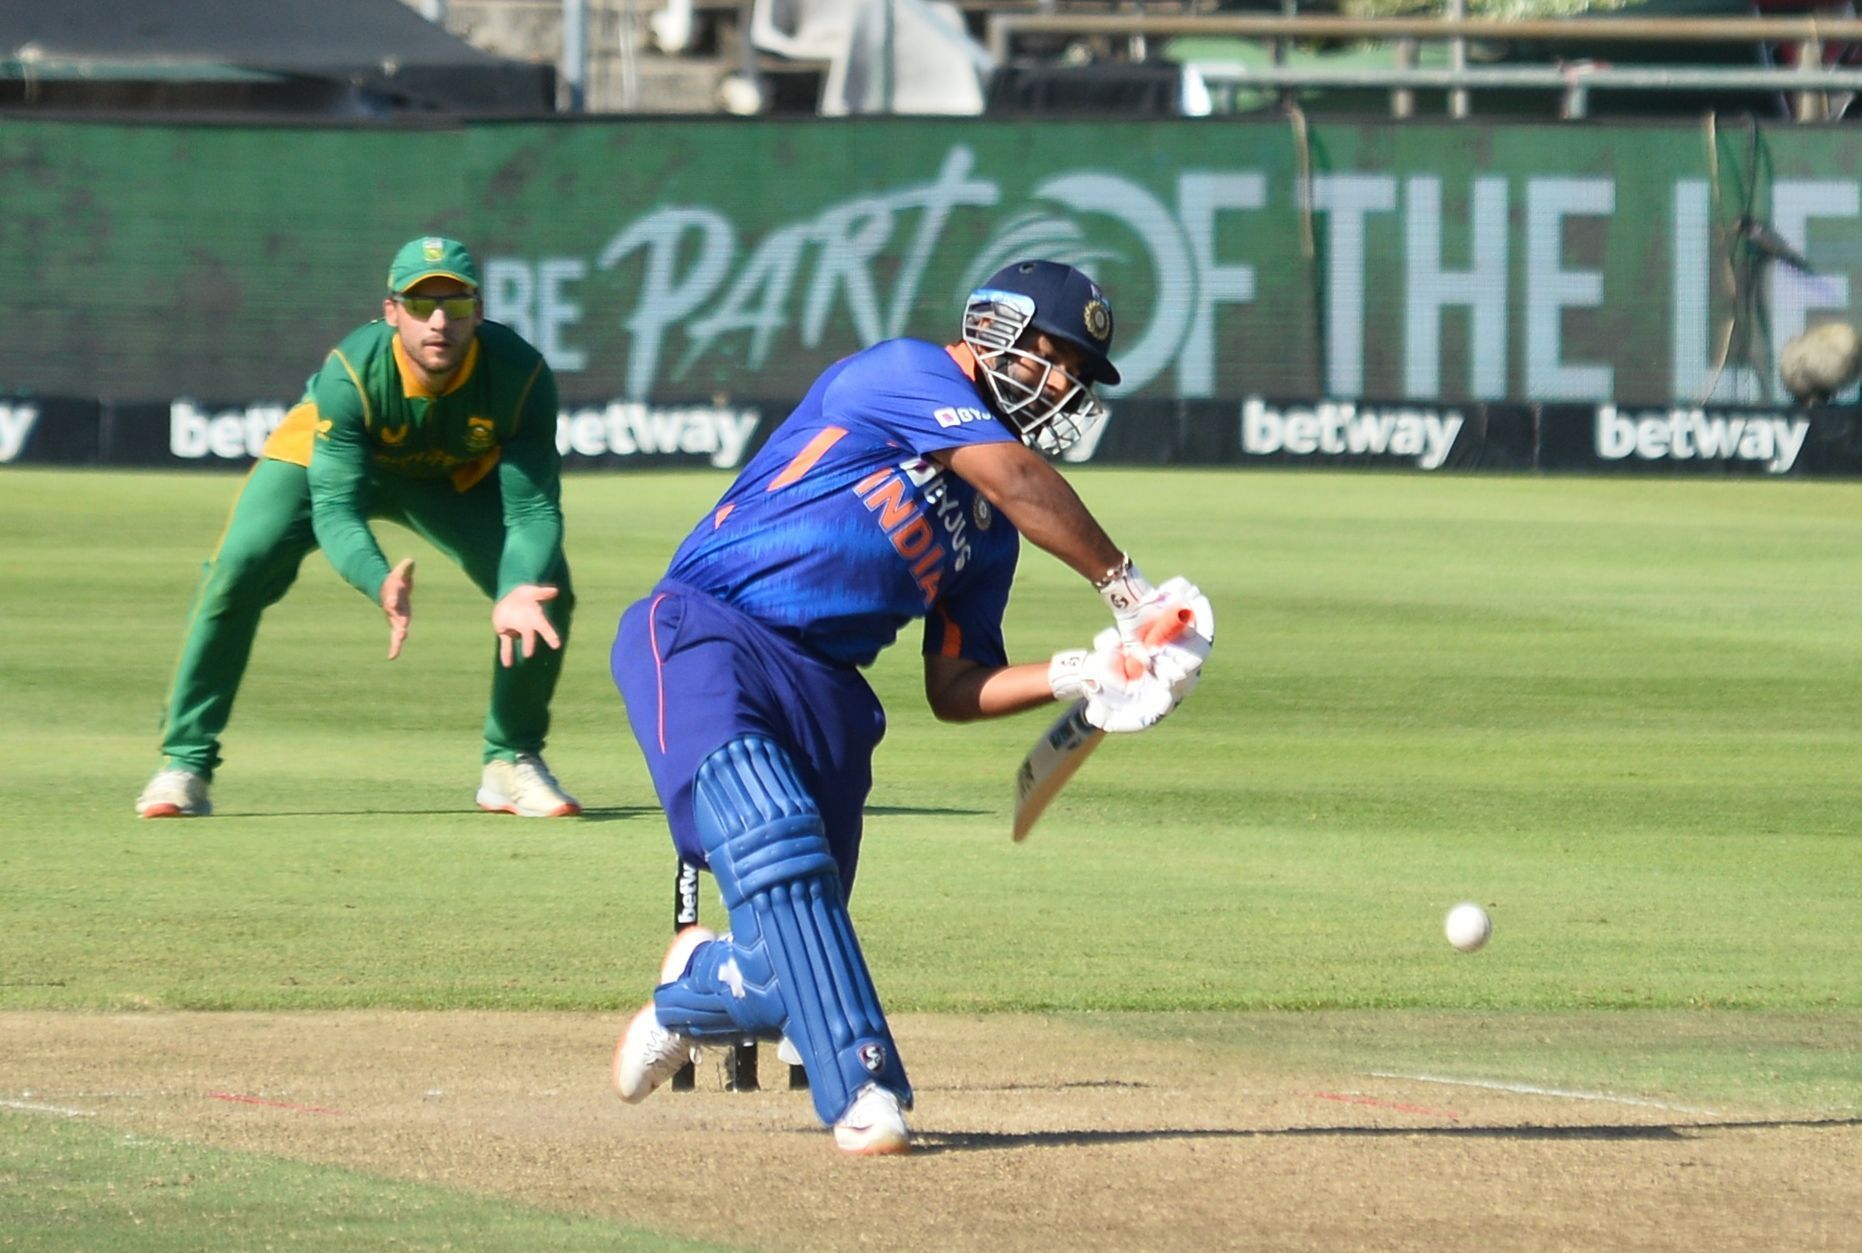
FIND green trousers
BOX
[158,457,575,777]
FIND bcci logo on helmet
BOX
[858,1042,887,1073]
[1082,298,1112,343]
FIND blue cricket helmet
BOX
[961,259,1120,455]
[972,260,1120,385]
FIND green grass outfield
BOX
[1,466,1859,1238]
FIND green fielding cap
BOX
[387,236,479,293]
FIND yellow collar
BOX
[393,333,480,398]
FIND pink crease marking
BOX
[206,1092,343,1117]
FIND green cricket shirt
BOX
[306,319,563,603]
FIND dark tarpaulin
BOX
[0,0,555,114]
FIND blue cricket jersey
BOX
[665,339,1022,668]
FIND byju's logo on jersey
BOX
[933,406,992,429]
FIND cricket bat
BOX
[1011,606,1196,842]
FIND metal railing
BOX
[985,13,1862,118]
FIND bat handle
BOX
[1117,606,1196,680]
[1140,605,1196,649]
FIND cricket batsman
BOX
[608,260,1213,1154]
[135,236,580,820]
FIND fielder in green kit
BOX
[136,236,581,819]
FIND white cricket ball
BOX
[1444,902,1493,953]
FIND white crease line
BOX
[1,1099,96,1118]
[1369,1072,1720,1117]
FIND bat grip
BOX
[1117,606,1196,680]
[1140,605,1195,648]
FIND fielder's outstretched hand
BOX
[492,584,563,667]
[380,557,416,660]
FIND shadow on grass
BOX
[913,1116,1862,1155]
[221,806,663,822]
[217,804,982,821]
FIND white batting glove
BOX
[1049,637,1143,704]
[1083,667,1178,733]
[1048,648,1095,702]
[1094,555,1161,645]
[1145,576,1215,702]
[1060,628,1173,733]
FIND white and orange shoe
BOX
[476,754,581,817]
[136,768,211,818]
[612,1003,696,1103]
[611,926,715,1103]
[833,1084,910,1156]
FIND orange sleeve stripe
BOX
[713,502,735,528]
[767,426,847,491]
[937,609,962,658]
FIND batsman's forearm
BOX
[925,659,1054,722]
[1009,494,1123,582]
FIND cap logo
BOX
[1082,298,1112,343]
[422,238,445,262]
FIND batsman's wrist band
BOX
[1094,555,1154,616]
[1091,554,1134,591]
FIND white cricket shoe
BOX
[612,1005,696,1103]
[833,1084,910,1156]
[136,768,211,818]
[611,926,716,1103]
[476,753,581,817]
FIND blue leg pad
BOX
[693,735,911,1126]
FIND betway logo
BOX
[557,403,758,468]
[172,400,290,459]
[1242,398,1464,470]
[1596,406,1809,474]
[0,403,39,462]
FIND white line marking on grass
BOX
[1369,1072,1720,1117]
[1,1099,95,1118]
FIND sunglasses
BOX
[393,293,477,319]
